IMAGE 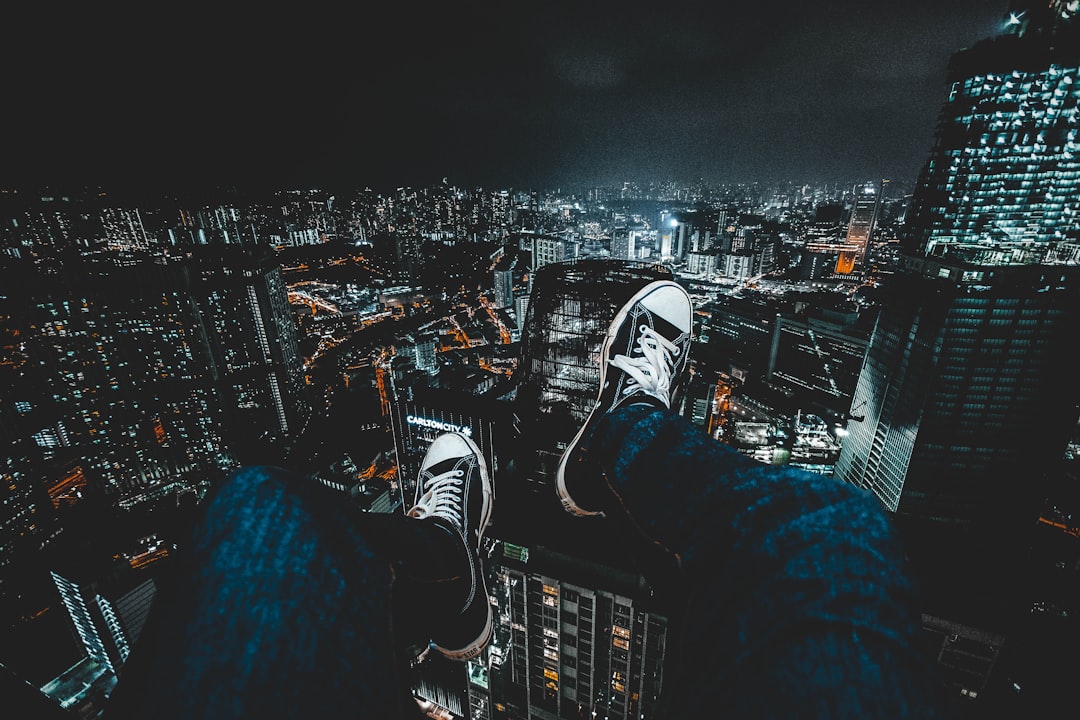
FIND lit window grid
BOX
[912,65,1080,257]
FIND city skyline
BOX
[3,3,1080,717]
[3,1,1010,194]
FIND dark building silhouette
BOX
[765,308,870,420]
[835,263,1079,534]
[186,246,311,456]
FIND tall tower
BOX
[188,246,310,452]
[835,8,1080,542]
[481,541,669,720]
[611,228,634,261]
[835,181,884,275]
[834,264,1078,531]
[493,253,516,309]
[903,4,1080,262]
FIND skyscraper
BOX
[1,256,235,498]
[835,181,884,275]
[532,236,573,271]
[493,253,516,310]
[835,6,1080,541]
[51,566,157,677]
[903,3,1080,263]
[610,228,634,261]
[834,264,1078,532]
[479,541,668,720]
[188,246,311,451]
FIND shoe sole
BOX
[436,599,493,662]
[431,432,494,661]
[555,280,686,517]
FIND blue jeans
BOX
[106,468,465,719]
[108,406,949,718]
[589,405,951,718]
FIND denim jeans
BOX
[105,468,463,719]
[588,405,952,719]
[108,406,950,719]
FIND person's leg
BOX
[106,465,416,718]
[108,435,493,720]
[404,431,494,661]
[585,406,949,717]
[557,280,949,718]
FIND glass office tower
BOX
[835,7,1080,538]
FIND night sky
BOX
[2,1,1010,194]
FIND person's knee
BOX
[224,465,285,491]
[201,465,296,518]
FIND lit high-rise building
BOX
[409,331,439,375]
[903,4,1080,263]
[491,190,513,234]
[532,235,573,271]
[493,254,516,309]
[835,181,884,275]
[51,566,157,677]
[685,250,717,277]
[610,228,634,261]
[99,207,150,251]
[514,294,530,327]
[479,541,668,719]
[629,228,653,260]
[834,7,1080,540]
[188,246,310,449]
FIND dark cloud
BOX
[1,1,1011,193]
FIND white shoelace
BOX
[408,468,466,529]
[609,324,680,404]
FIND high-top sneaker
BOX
[407,432,493,660]
[556,280,693,517]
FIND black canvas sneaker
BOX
[555,280,693,517]
[407,432,493,660]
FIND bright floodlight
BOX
[1007,12,1023,25]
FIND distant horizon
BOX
[0,173,916,205]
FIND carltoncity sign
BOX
[406,414,473,437]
